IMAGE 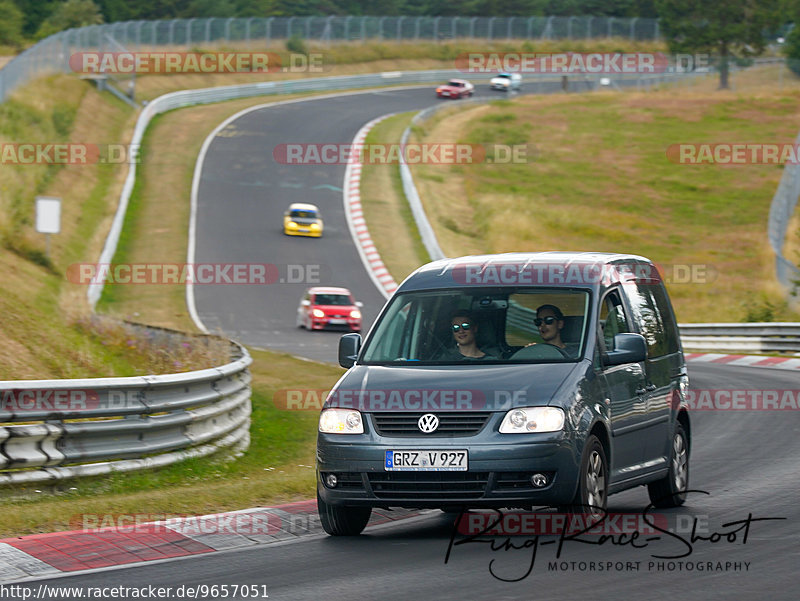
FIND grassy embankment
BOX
[360,63,800,322]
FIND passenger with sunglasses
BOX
[530,304,578,357]
[440,312,495,360]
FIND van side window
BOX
[599,291,630,351]
[624,281,676,357]
[649,284,681,354]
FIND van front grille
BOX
[368,472,489,500]
[371,412,491,437]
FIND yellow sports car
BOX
[283,202,323,237]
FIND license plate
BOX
[298,228,309,232]
[385,450,468,471]
[328,318,346,324]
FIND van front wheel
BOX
[317,491,371,536]
[561,435,607,516]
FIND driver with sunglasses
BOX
[530,304,579,357]
[440,312,496,360]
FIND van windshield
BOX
[360,288,590,364]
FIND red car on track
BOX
[296,287,362,332]
[436,79,474,99]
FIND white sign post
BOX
[35,196,61,258]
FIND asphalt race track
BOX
[191,83,564,363]
[27,362,800,600]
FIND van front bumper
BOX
[317,431,580,509]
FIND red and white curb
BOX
[686,353,800,370]
[0,500,420,583]
[344,114,399,300]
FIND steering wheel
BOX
[510,343,571,360]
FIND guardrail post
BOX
[488,16,495,40]
[266,17,273,45]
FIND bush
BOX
[286,34,308,56]
[784,27,800,76]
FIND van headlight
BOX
[319,408,364,434]
[499,407,565,433]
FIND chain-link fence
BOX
[0,16,660,103]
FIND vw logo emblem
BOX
[418,414,439,433]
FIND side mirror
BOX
[300,300,311,307]
[338,333,362,368]
[604,333,647,366]
[355,301,363,308]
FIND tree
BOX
[37,0,104,38]
[0,0,25,46]
[12,0,57,37]
[655,0,781,89]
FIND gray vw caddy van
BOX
[317,252,691,535]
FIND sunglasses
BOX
[534,316,559,326]
[451,322,472,332]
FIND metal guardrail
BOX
[678,323,800,353]
[0,331,252,486]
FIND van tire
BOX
[318,491,371,536]
[561,435,607,515]
[647,423,689,508]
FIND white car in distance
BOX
[490,72,522,92]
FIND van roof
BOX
[397,251,658,292]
